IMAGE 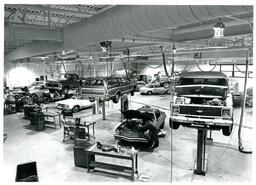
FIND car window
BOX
[179,78,228,86]
[149,85,154,88]
[108,78,118,85]
[155,84,161,88]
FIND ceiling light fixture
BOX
[209,19,227,49]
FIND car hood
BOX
[175,85,228,98]
[122,110,153,121]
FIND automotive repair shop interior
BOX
[2,2,254,183]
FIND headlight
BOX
[222,108,231,117]
[172,105,180,114]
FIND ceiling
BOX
[4,5,253,62]
[4,4,114,54]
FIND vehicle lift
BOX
[184,125,214,176]
[92,95,129,121]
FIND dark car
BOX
[114,106,166,147]
[45,73,81,98]
[80,76,136,103]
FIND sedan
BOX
[140,84,170,95]
[56,95,93,113]
[114,106,166,147]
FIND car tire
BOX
[72,105,80,113]
[147,91,153,95]
[163,82,169,89]
[62,86,69,95]
[169,118,180,129]
[43,97,50,104]
[130,90,135,96]
[112,93,120,104]
[89,98,95,102]
[31,93,38,99]
[222,124,233,136]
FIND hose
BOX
[159,46,169,77]
[237,49,252,154]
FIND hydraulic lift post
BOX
[102,100,106,120]
[194,128,207,175]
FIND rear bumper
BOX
[171,115,233,126]
[79,94,110,100]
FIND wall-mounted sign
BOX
[194,52,202,59]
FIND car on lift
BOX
[55,95,93,113]
[140,83,170,95]
[80,76,136,103]
[114,106,166,147]
[169,71,234,136]
[45,73,81,98]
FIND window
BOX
[179,78,227,86]
[108,78,118,85]
[155,84,161,88]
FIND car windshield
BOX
[83,79,104,86]
[178,78,228,86]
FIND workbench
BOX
[43,112,62,128]
[85,143,138,181]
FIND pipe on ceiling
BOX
[63,5,252,49]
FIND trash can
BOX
[30,112,45,131]
[74,142,94,168]
[15,161,39,182]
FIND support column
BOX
[102,100,106,120]
[194,129,207,175]
[121,95,129,122]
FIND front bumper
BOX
[114,134,149,143]
[56,105,71,110]
[171,115,233,126]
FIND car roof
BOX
[180,71,228,79]
[137,107,157,114]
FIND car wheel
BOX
[112,93,120,103]
[222,124,233,136]
[147,91,153,95]
[89,98,95,102]
[43,97,50,104]
[31,94,38,99]
[169,118,180,129]
[163,82,169,89]
[72,105,80,113]
[130,90,135,96]
[62,87,69,95]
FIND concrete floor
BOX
[3,92,253,182]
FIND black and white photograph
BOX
[1,0,254,183]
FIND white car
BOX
[140,84,170,95]
[56,95,93,113]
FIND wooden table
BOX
[85,144,138,181]
[43,112,61,128]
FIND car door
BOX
[154,84,162,94]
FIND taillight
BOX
[172,105,180,114]
[222,108,231,117]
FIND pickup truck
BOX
[79,77,136,103]
[169,71,233,136]
[45,73,81,98]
